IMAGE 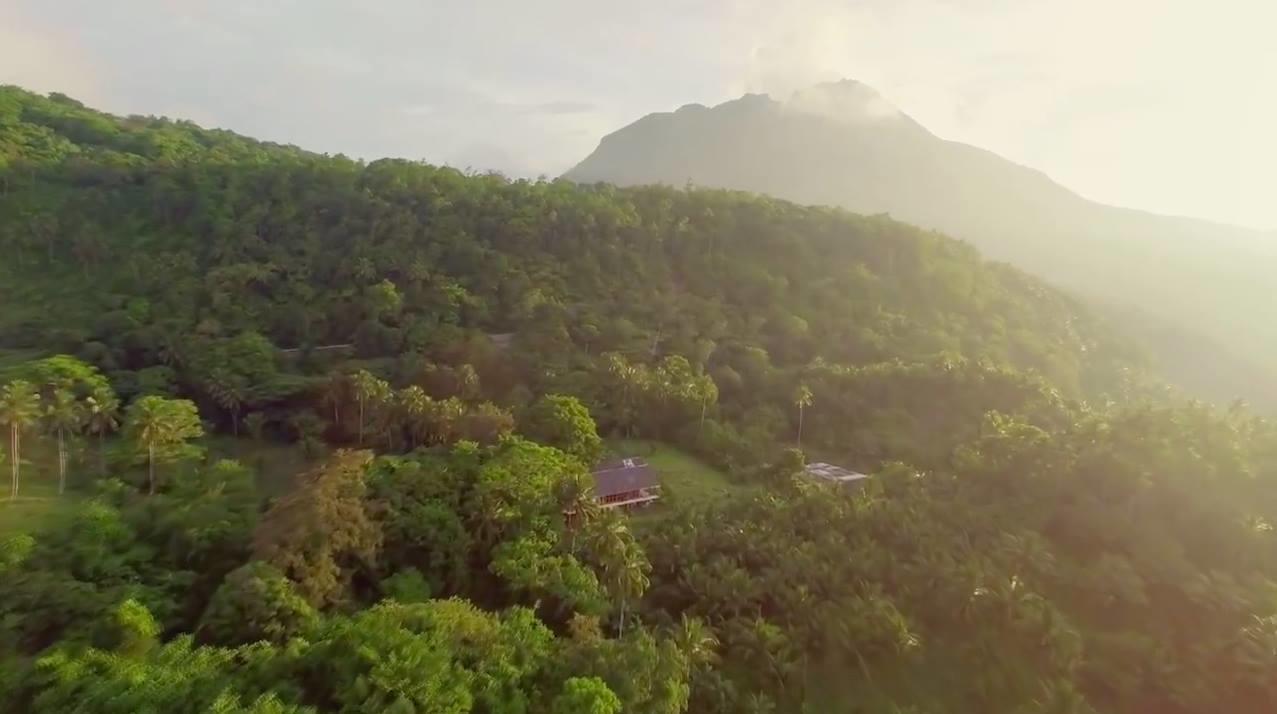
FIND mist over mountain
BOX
[566,80,1277,409]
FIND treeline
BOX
[1,360,692,712]
[3,358,1275,713]
[3,86,1274,714]
[0,84,1155,473]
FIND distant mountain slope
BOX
[565,80,1277,409]
[0,84,1144,414]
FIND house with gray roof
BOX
[591,457,661,509]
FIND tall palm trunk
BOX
[56,428,66,495]
[147,443,156,495]
[619,597,628,637]
[98,431,107,475]
[797,405,805,447]
[8,426,17,501]
[358,396,365,446]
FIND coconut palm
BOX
[0,381,41,500]
[589,514,651,636]
[43,388,84,495]
[124,396,204,494]
[396,386,432,448]
[243,412,268,441]
[84,387,120,476]
[793,384,813,448]
[321,370,348,431]
[351,370,390,446]
[670,614,720,673]
[205,371,249,436]
[558,471,602,553]
[695,373,719,432]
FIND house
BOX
[804,462,870,486]
[591,457,661,509]
[487,333,516,350]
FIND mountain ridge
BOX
[565,80,1277,409]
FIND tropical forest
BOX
[0,85,1275,714]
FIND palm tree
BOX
[793,384,813,448]
[695,374,719,432]
[321,371,348,431]
[243,412,268,441]
[589,515,650,636]
[612,539,651,637]
[397,386,432,448]
[84,387,120,476]
[558,472,602,553]
[351,370,390,446]
[670,614,720,674]
[43,388,84,495]
[0,381,41,500]
[125,396,204,494]
[206,371,249,436]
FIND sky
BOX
[3,0,1275,231]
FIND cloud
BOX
[527,100,595,115]
[1,0,1274,227]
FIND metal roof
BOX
[804,462,870,483]
[592,457,659,498]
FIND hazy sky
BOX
[3,0,1275,230]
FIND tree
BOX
[670,615,720,674]
[0,380,40,500]
[83,386,120,476]
[694,373,719,432]
[198,561,318,646]
[522,394,603,464]
[793,384,813,448]
[43,388,83,495]
[351,369,390,446]
[123,396,205,494]
[558,471,602,554]
[588,514,650,637]
[552,677,622,714]
[205,370,250,436]
[253,450,381,608]
[243,412,267,441]
[397,385,433,448]
[321,370,348,431]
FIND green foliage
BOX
[380,568,433,604]
[252,450,381,608]
[522,394,604,464]
[552,676,623,714]
[199,561,318,646]
[0,85,1274,714]
[123,395,205,493]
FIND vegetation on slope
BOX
[565,79,1277,410]
[1,86,1275,714]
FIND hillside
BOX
[565,80,1277,410]
[0,84,1149,469]
[4,86,1276,714]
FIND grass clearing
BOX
[604,438,742,508]
[204,436,318,497]
[0,480,78,536]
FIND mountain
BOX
[5,86,1277,714]
[0,83,1145,465]
[565,80,1277,409]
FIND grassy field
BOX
[0,433,319,537]
[205,435,318,497]
[0,479,78,536]
[604,438,743,509]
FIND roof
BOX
[592,457,659,498]
[804,462,870,483]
